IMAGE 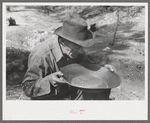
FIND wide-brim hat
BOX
[54,18,94,47]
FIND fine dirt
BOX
[5,6,146,100]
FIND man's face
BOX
[60,38,84,59]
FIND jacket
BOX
[22,36,86,99]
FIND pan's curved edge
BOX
[60,63,122,90]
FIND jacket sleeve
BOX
[22,54,55,98]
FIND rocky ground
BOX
[5,6,146,100]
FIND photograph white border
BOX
[3,2,148,120]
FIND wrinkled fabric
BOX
[22,36,87,99]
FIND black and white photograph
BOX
[3,2,148,120]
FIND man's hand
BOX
[104,64,117,73]
[48,71,68,87]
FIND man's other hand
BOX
[49,71,68,86]
[104,64,117,73]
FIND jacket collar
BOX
[51,36,64,62]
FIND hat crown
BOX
[65,18,87,27]
[62,18,91,41]
[54,18,94,47]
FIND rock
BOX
[102,47,113,53]
[37,30,45,34]
[6,6,10,11]
[22,42,28,47]
[126,43,130,47]
[19,94,31,100]
[8,17,16,26]
[44,31,48,35]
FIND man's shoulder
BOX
[30,36,58,58]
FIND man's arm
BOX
[22,55,54,98]
[22,53,70,99]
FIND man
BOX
[22,18,113,100]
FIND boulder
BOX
[8,17,16,26]
[102,47,113,53]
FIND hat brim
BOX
[54,27,94,47]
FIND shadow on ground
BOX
[110,52,127,56]
[110,43,129,50]
[97,21,137,33]
[8,9,30,12]
[6,47,30,85]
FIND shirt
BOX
[22,36,86,99]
